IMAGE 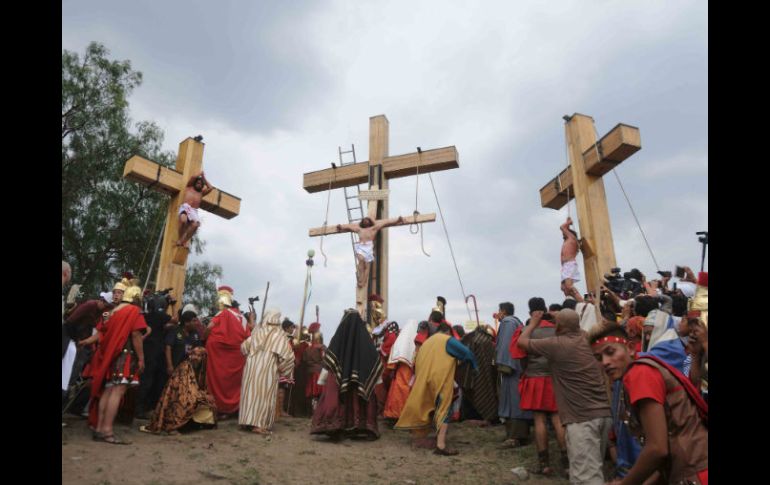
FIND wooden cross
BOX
[303,115,459,319]
[538,113,642,303]
[122,137,241,314]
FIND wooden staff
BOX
[259,282,270,324]
[297,250,315,340]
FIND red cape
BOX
[205,309,249,414]
[86,305,147,427]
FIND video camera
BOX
[247,296,260,305]
[603,268,644,299]
[145,287,176,314]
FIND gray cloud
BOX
[63,0,707,338]
[62,0,333,133]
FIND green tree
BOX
[62,42,210,298]
[184,262,223,317]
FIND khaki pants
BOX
[565,416,612,485]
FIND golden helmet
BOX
[121,279,143,304]
[217,285,234,310]
[433,296,447,315]
[368,294,386,323]
[113,278,129,292]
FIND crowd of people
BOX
[62,237,708,484]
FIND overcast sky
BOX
[63,0,707,337]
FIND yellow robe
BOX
[394,333,455,432]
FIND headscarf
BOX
[263,308,282,326]
[324,310,383,399]
[640,309,687,373]
[626,316,645,340]
[388,319,419,367]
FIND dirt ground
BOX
[62,414,571,485]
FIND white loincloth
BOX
[354,240,375,263]
[561,259,581,282]
[178,203,200,223]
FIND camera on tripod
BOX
[696,231,708,245]
[603,268,644,299]
[247,296,260,305]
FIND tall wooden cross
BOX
[303,115,459,320]
[538,113,642,302]
[122,137,241,315]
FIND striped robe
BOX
[238,324,295,429]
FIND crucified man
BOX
[559,216,581,294]
[336,216,404,289]
[176,171,214,248]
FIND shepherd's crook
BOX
[465,294,480,328]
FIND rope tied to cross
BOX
[410,147,430,257]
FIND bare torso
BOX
[354,226,378,243]
[561,238,578,263]
[183,186,204,208]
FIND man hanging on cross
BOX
[176,171,214,248]
[559,217,581,294]
[336,216,405,289]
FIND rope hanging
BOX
[427,173,473,322]
[143,216,167,293]
[138,200,167,282]
[409,147,431,257]
[319,165,336,268]
[588,126,660,272]
[611,169,660,272]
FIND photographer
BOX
[135,289,178,419]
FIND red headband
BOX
[592,336,628,348]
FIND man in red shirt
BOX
[590,322,708,484]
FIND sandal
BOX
[101,434,132,445]
[92,431,105,441]
[433,446,459,456]
[139,425,154,434]
[530,451,554,476]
